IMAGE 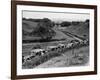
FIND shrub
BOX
[60,21,71,27]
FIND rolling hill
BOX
[22,19,89,41]
[63,22,89,39]
[22,20,38,33]
[22,19,74,41]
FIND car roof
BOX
[47,46,57,49]
[31,49,44,52]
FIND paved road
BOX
[61,30,84,42]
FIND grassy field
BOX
[62,22,89,39]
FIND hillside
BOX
[63,22,89,39]
[52,27,74,41]
[22,20,38,32]
[22,19,74,41]
[22,19,89,41]
[22,20,89,68]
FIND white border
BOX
[17,5,94,75]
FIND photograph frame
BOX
[11,1,97,80]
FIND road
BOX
[61,30,85,42]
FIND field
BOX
[22,19,89,69]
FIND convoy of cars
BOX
[23,39,89,63]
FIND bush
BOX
[72,21,80,25]
[60,21,71,27]
[32,44,41,49]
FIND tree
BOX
[60,21,71,27]
[32,18,56,40]
[85,19,89,23]
[85,19,89,28]
[72,21,79,25]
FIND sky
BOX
[22,10,90,22]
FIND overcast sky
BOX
[22,10,90,22]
